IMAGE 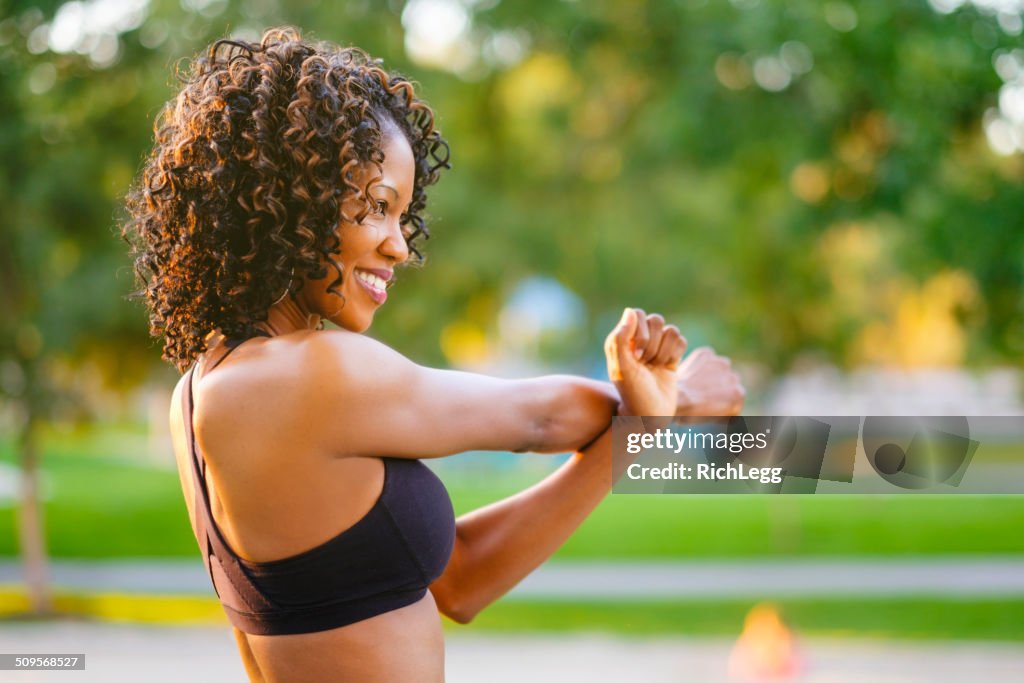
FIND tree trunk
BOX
[16,412,53,615]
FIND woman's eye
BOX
[376,200,388,215]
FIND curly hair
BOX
[122,26,450,371]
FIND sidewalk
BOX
[2,557,1024,599]
[1,621,1023,682]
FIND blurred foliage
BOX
[1,0,1022,412]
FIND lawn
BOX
[466,597,1024,642]
[1,427,1023,559]
[2,426,1023,640]
[1,589,1020,642]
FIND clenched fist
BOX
[604,308,686,417]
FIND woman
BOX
[123,27,743,682]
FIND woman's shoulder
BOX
[191,329,410,452]
[297,328,417,391]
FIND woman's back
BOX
[168,332,451,682]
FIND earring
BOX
[271,267,296,306]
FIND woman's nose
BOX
[379,219,409,263]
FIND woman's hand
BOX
[675,346,746,418]
[604,308,686,417]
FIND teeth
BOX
[356,270,387,291]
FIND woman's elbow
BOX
[429,555,481,624]
[509,378,569,453]
[431,585,479,625]
[526,377,612,453]
[516,414,556,453]
[441,603,478,625]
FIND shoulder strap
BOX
[182,365,275,614]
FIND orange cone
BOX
[727,603,803,681]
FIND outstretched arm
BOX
[311,330,618,458]
[312,318,743,460]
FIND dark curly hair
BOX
[122,26,450,371]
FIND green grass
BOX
[2,429,1024,558]
[449,469,1024,558]
[2,428,1023,639]
[4,585,1019,643]
[3,587,1020,641]
[465,598,1024,641]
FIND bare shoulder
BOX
[303,328,415,388]
[195,331,320,406]
[190,334,315,462]
[193,329,414,459]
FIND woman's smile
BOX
[295,126,415,333]
[354,267,392,305]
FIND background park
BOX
[1,0,1023,680]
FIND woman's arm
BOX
[309,324,743,461]
[307,328,619,457]
[429,423,622,623]
[430,308,684,623]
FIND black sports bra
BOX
[181,333,456,635]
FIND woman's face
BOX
[297,126,415,332]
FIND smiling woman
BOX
[311,128,416,328]
[122,26,449,371]
[120,25,743,683]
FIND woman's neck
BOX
[261,293,321,336]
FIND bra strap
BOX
[209,328,271,372]
[182,365,275,614]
